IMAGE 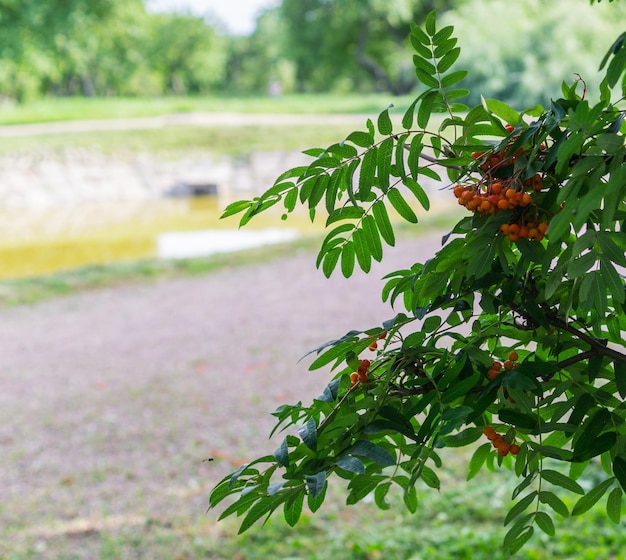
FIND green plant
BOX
[210,7,626,555]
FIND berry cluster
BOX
[350,359,371,386]
[452,124,551,242]
[483,425,521,457]
[487,351,519,381]
[453,179,535,217]
[499,220,549,242]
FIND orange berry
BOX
[497,199,509,211]
[497,445,510,457]
[503,359,515,371]
[493,361,503,371]
[519,226,529,238]
[350,372,359,386]
[358,372,369,383]
[508,351,519,362]
[462,190,473,201]
[500,223,511,235]
[521,193,533,206]
[528,228,539,240]
[509,224,520,235]
[378,331,387,340]
[487,368,500,381]
[488,194,501,207]
[471,151,485,160]
[509,444,521,455]
[453,185,464,198]
[508,233,520,242]
[480,200,492,213]
[483,426,496,438]
[368,341,378,351]
[538,222,549,234]
[505,124,515,133]
[491,181,503,194]
[505,188,517,200]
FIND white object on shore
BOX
[156,228,299,259]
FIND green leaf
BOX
[374,482,392,510]
[377,137,394,191]
[306,471,327,500]
[221,200,252,219]
[613,456,626,491]
[615,361,626,399]
[362,214,383,262]
[359,147,378,201]
[438,47,460,73]
[341,241,356,278]
[388,188,418,223]
[497,409,538,430]
[353,228,372,273]
[402,98,419,129]
[403,485,418,513]
[607,486,623,524]
[377,105,394,135]
[541,469,584,495]
[508,526,534,556]
[505,491,538,526]
[298,418,317,451]
[572,478,615,516]
[535,511,555,536]
[483,98,520,125]
[572,408,615,461]
[345,130,375,148]
[440,70,468,88]
[321,247,341,278]
[239,492,288,533]
[336,455,366,474]
[467,443,491,480]
[418,90,437,129]
[350,439,395,466]
[539,491,570,517]
[425,10,437,36]
[284,492,304,527]
[402,177,430,211]
[273,438,289,467]
[372,200,395,246]
[420,465,441,490]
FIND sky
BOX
[146,0,279,35]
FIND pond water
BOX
[0,197,313,280]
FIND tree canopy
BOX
[1,0,625,105]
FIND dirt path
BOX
[0,233,444,558]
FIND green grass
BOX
[3,455,625,559]
[0,124,363,158]
[0,94,416,126]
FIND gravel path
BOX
[0,233,444,557]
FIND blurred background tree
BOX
[0,0,625,104]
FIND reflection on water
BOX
[157,228,299,259]
[0,198,313,280]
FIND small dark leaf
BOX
[306,471,327,499]
[298,418,317,451]
[613,456,626,492]
[350,439,395,466]
[336,455,366,474]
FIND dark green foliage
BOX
[212,9,626,556]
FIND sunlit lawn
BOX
[0,94,416,126]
